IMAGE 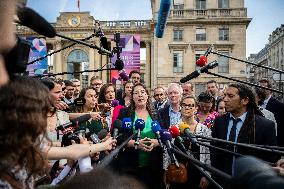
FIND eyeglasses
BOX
[181,103,195,108]
[154,93,164,97]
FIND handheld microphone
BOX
[134,119,146,149]
[180,60,218,83]
[151,121,163,147]
[122,118,133,130]
[56,114,92,131]
[160,129,179,167]
[169,125,187,153]
[112,119,122,139]
[119,70,129,81]
[155,0,171,38]
[87,129,108,144]
[111,99,120,107]
[179,122,199,146]
[16,6,56,38]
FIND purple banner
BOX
[111,35,140,84]
[26,37,48,76]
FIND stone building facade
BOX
[17,0,251,94]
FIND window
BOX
[196,28,206,41]
[173,0,184,9]
[219,28,229,41]
[173,51,184,73]
[173,29,183,41]
[218,51,229,73]
[218,0,229,8]
[196,0,206,9]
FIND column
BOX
[54,41,62,79]
[145,40,151,89]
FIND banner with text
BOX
[111,35,140,85]
[26,37,48,76]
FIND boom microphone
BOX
[16,6,56,38]
[180,60,218,83]
[155,0,171,38]
[119,70,129,81]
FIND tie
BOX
[228,118,240,142]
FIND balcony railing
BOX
[169,8,247,19]
[101,20,150,29]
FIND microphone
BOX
[160,129,179,167]
[56,114,91,131]
[111,99,120,107]
[196,55,207,67]
[179,122,199,146]
[119,70,129,81]
[112,119,122,139]
[180,60,218,83]
[155,0,171,38]
[151,121,163,147]
[122,118,133,130]
[134,119,146,149]
[169,125,187,153]
[87,129,108,144]
[16,6,56,38]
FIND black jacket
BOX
[266,97,284,146]
[211,113,277,175]
[157,104,171,129]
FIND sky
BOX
[26,0,284,57]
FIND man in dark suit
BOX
[153,87,169,111]
[211,83,277,181]
[258,78,284,147]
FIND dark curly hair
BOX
[128,83,157,120]
[0,76,52,186]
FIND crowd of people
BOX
[1,1,284,189]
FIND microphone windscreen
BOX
[97,129,108,140]
[113,119,122,130]
[119,70,129,81]
[151,121,161,133]
[155,0,171,38]
[196,55,207,67]
[122,118,133,130]
[169,125,180,138]
[179,122,190,134]
[160,129,172,143]
[70,114,91,125]
[100,36,109,50]
[114,59,124,71]
[17,6,56,38]
[134,119,146,131]
[111,99,120,107]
